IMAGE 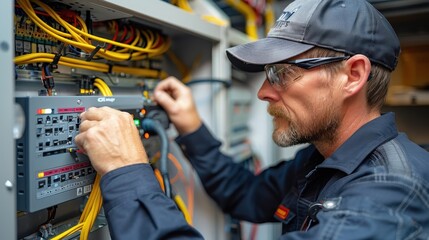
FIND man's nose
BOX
[257,79,279,102]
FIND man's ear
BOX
[342,54,371,97]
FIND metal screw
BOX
[0,41,9,51]
[77,99,82,105]
[323,200,336,209]
[5,180,13,190]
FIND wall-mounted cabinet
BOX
[5,0,256,239]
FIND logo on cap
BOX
[274,7,300,29]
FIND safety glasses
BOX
[264,56,350,90]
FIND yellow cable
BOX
[174,195,192,225]
[116,27,141,53]
[51,80,109,239]
[177,0,193,12]
[51,223,84,240]
[154,168,165,192]
[166,50,189,81]
[93,82,108,96]
[17,0,171,62]
[94,78,113,96]
[182,53,202,84]
[14,53,169,78]
[201,15,228,26]
[94,79,109,96]
[51,175,102,239]
[224,0,258,40]
[264,0,275,35]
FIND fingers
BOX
[155,76,186,92]
[154,77,189,113]
[77,106,129,152]
[154,90,178,114]
[74,106,148,176]
[154,77,189,100]
[153,77,202,135]
[78,119,98,133]
[80,106,123,121]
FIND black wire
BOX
[185,78,231,88]
[142,118,171,198]
[103,73,119,86]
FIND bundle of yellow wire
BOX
[52,79,113,240]
[51,174,102,240]
[16,0,171,61]
[93,78,112,96]
[14,53,169,79]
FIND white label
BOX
[77,187,83,196]
[83,185,92,194]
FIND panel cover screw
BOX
[5,180,13,190]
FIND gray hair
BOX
[299,47,392,110]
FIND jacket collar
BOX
[316,112,398,175]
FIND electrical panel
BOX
[227,87,253,163]
[10,0,236,238]
[15,95,166,213]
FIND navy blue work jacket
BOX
[100,112,429,239]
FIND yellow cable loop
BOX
[94,78,113,96]
[17,0,70,38]
[51,174,102,240]
[18,0,170,62]
[17,0,102,56]
[58,16,167,58]
[141,29,153,49]
[76,15,90,43]
[93,80,108,96]
[132,36,171,60]
[116,27,141,53]
[224,0,258,40]
[35,0,89,45]
[93,82,108,96]
[33,0,89,46]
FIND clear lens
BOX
[265,64,302,90]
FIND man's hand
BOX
[154,77,202,135]
[75,106,148,176]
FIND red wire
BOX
[123,25,135,44]
[119,24,128,43]
[106,21,119,50]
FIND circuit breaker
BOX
[15,95,165,212]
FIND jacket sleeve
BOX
[175,124,306,223]
[100,163,203,240]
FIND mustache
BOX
[268,105,288,119]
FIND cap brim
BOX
[226,37,314,72]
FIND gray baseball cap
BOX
[226,0,400,72]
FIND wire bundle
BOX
[52,79,112,240]
[51,174,102,240]
[16,0,170,61]
[14,53,168,78]
[15,0,170,79]
[93,78,112,96]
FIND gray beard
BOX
[269,105,340,147]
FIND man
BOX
[75,0,429,239]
